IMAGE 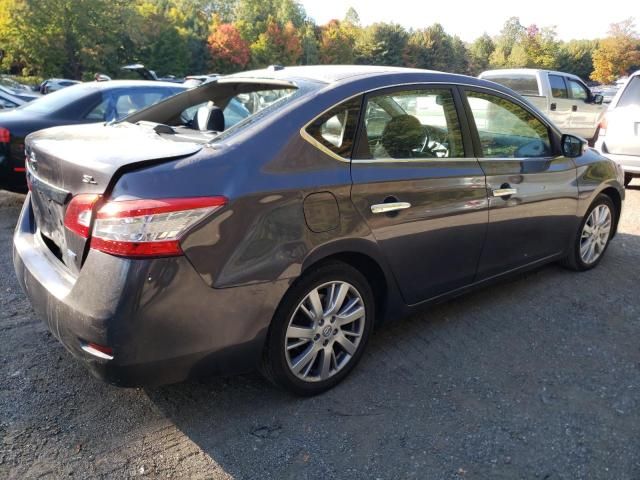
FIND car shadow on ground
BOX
[142,231,640,478]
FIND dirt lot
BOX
[1,185,640,479]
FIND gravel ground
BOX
[1,185,640,479]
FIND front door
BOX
[350,86,488,305]
[546,73,574,134]
[461,88,579,279]
[566,77,605,140]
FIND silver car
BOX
[595,70,640,186]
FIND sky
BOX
[299,0,638,42]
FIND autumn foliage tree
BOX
[319,20,355,64]
[591,19,640,83]
[250,18,302,67]
[207,22,250,73]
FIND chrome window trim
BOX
[299,80,559,163]
[352,157,479,164]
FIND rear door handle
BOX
[572,105,578,112]
[550,103,556,111]
[370,202,411,214]
[492,188,517,198]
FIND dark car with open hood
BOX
[13,66,624,395]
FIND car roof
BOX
[480,68,584,81]
[227,65,443,84]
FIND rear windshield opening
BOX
[618,77,640,108]
[125,80,310,144]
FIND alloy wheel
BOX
[580,204,612,265]
[285,281,366,382]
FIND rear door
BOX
[350,85,488,304]
[461,87,578,278]
[545,74,573,133]
[566,77,604,139]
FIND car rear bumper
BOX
[595,141,640,174]
[13,194,290,387]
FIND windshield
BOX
[19,84,94,114]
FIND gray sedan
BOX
[13,66,625,395]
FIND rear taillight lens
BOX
[90,196,227,258]
[64,194,101,238]
[0,127,9,143]
[599,115,607,137]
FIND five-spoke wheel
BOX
[563,194,616,271]
[262,262,374,396]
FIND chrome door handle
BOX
[370,202,411,214]
[492,188,517,197]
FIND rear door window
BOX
[305,96,362,159]
[618,77,640,108]
[360,88,464,159]
[549,75,568,99]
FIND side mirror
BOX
[561,134,587,158]
[593,94,604,105]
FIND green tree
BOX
[235,0,306,44]
[490,17,525,67]
[299,22,319,65]
[355,23,408,66]
[556,39,597,80]
[402,24,467,73]
[468,33,495,75]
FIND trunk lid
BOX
[26,122,203,274]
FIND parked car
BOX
[13,66,624,396]
[595,70,640,186]
[479,69,606,143]
[0,88,27,110]
[0,85,40,103]
[0,80,185,191]
[39,78,81,94]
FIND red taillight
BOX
[90,196,227,258]
[0,127,9,143]
[64,194,101,238]
[599,115,608,136]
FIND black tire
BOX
[624,173,633,188]
[562,194,616,271]
[261,261,374,396]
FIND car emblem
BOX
[82,174,97,184]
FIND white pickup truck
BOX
[479,69,606,142]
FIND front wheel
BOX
[261,262,374,396]
[562,194,616,271]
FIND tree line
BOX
[0,0,638,84]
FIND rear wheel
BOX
[562,194,615,271]
[261,262,374,396]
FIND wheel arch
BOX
[300,239,402,325]
[599,186,622,236]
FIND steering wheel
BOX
[514,139,549,158]
[418,127,449,158]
